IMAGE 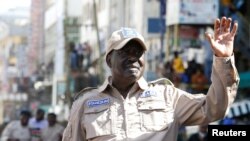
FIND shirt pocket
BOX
[137,100,173,132]
[84,104,114,139]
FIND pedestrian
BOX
[1,110,31,141]
[172,51,185,86]
[40,113,65,141]
[62,17,239,141]
[29,108,48,141]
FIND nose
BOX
[127,55,138,62]
[126,49,143,58]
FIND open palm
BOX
[206,17,238,57]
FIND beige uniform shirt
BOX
[62,55,239,141]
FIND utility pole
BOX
[159,0,166,63]
[63,0,73,108]
[93,0,101,54]
[93,0,104,83]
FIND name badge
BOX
[140,88,158,98]
[87,98,110,108]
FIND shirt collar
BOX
[97,76,149,92]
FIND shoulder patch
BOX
[73,87,97,101]
[148,78,174,87]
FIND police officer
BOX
[62,17,239,141]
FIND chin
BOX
[126,72,141,80]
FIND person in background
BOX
[69,42,79,71]
[172,51,185,86]
[202,27,214,83]
[62,17,239,141]
[40,113,64,141]
[187,124,208,141]
[1,110,31,141]
[28,108,48,141]
[191,64,208,94]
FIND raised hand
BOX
[205,17,238,57]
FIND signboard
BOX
[179,25,201,48]
[167,0,219,25]
[239,71,250,88]
[148,18,166,33]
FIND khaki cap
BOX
[105,27,147,59]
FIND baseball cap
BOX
[105,27,147,59]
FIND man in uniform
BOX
[62,17,239,141]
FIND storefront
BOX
[166,0,219,63]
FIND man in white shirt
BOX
[41,113,64,141]
[1,110,31,141]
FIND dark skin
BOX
[106,40,145,98]
[20,114,30,126]
[47,113,57,127]
[36,109,45,121]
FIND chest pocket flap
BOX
[83,98,113,139]
[137,99,173,132]
[137,100,166,110]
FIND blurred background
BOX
[0,0,249,138]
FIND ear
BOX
[106,53,112,68]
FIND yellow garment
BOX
[221,0,232,6]
[173,57,185,74]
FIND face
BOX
[20,115,30,126]
[36,110,45,121]
[107,40,145,83]
[47,114,56,126]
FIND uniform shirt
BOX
[62,55,239,141]
[41,123,65,141]
[1,120,31,141]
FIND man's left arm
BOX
[174,17,240,125]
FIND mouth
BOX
[126,65,140,70]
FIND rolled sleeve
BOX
[213,54,239,85]
[175,54,239,125]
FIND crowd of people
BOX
[69,41,92,72]
[0,108,64,141]
[162,51,210,94]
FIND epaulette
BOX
[73,87,97,101]
[148,78,174,87]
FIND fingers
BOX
[221,17,227,33]
[225,18,232,32]
[215,17,233,36]
[205,32,215,49]
[230,21,238,37]
[214,19,220,38]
